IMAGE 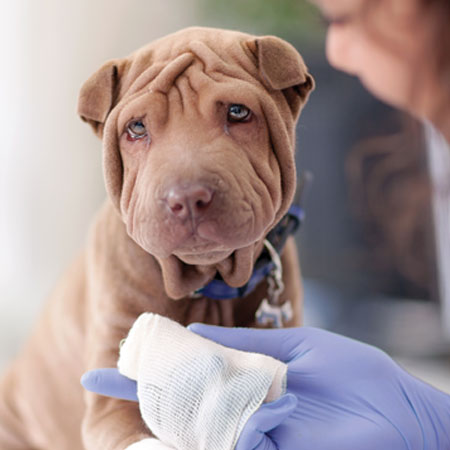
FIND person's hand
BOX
[81,326,450,450]
[188,325,450,450]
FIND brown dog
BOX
[0,27,313,449]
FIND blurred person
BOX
[82,0,450,448]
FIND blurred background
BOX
[1,0,449,391]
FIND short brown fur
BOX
[0,27,313,449]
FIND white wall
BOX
[0,0,198,368]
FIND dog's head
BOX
[78,27,313,296]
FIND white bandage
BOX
[118,313,287,450]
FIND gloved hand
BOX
[81,312,294,450]
[81,326,450,450]
[186,325,450,450]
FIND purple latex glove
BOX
[188,325,450,450]
[81,368,138,402]
[81,326,450,450]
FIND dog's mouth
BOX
[170,214,259,265]
[175,249,234,265]
[173,238,235,265]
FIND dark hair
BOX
[346,116,437,297]
[344,0,449,298]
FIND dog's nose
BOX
[165,184,214,220]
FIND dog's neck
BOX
[155,242,264,300]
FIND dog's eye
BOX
[227,104,252,123]
[126,119,147,140]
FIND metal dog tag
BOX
[256,298,293,328]
[255,239,293,328]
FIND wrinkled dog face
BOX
[118,70,280,265]
[78,28,314,265]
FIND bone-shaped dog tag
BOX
[255,239,293,328]
[256,298,293,328]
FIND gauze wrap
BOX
[118,313,287,450]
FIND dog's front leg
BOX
[82,391,150,449]
[80,208,174,448]
[80,302,157,448]
[82,335,174,449]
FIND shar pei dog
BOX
[0,27,313,449]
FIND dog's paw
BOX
[126,438,174,449]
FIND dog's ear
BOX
[247,36,314,117]
[78,59,127,137]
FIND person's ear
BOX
[77,59,127,137]
[247,36,314,117]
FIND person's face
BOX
[313,0,435,117]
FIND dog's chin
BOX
[174,249,234,266]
